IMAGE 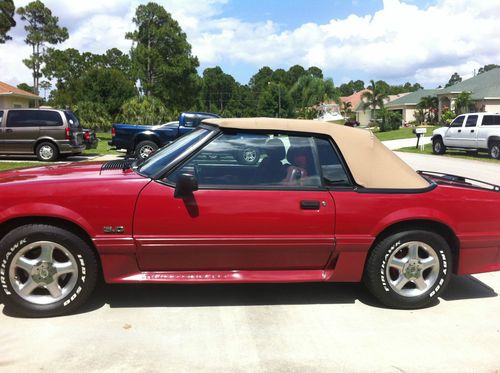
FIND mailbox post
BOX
[413,127,427,150]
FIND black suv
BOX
[0,108,85,161]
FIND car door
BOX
[0,110,5,153]
[2,110,40,153]
[133,130,336,271]
[443,115,465,147]
[456,114,479,148]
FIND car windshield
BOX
[137,127,214,177]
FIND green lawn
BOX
[83,131,120,156]
[374,126,439,141]
[397,143,500,164]
[0,162,44,171]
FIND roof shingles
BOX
[0,81,41,99]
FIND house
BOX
[386,68,500,123]
[385,89,439,123]
[354,91,410,126]
[436,68,500,117]
[0,81,41,109]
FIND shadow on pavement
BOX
[1,274,497,317]
[80,273,497,314]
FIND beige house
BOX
[0,81,41,109]
[436,68,500,117]
[387,68,500,122]
[354,92,410,126]
[385,89,438,123]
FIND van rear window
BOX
[64,111,81,128]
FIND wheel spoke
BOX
[45,282,62,298]
[54,261,77,277]
[39,243,55,262]
[392,275,410,290]
[15,257,37,273]
[414,276,427,291]
[420,256,437,270]
[408,243,420,260]
[389,257,406,272]
[19,279,39,297]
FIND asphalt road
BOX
[0,153,499,373]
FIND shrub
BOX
[73,101,112,130]
[441,109,456,125]
[117,96,175,125]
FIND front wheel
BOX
[432,138,446,155]
[489,141,500,160]
[364,230,452,309]
[0,225,98,317]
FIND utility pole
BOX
[278,84,281,118]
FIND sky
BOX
[1,0,500,89]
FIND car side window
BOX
[315,138,351,186]
[166,131,322,188]
[482,115,500,126]
[465,115,478,127]
[5,110,62,127]
[450,116,464,128]
[0,110,3,125]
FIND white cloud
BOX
[1,0,500,88]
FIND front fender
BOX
[0,202,95,236]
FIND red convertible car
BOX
[0,118,499,317]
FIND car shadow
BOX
[1,274,497,318]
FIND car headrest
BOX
[265,138,286,161]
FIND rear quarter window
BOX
[482,115,500,126]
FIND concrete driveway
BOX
[0,152,499,373]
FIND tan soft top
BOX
[203,117,429,189]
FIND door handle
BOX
[458,129,461,133]
[6,129,13,133]
[471,130,475,133]
[300,200,320,210]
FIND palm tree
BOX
[417,96,438,122]
[341,101,352,116]
[361,80,389,122]
[454,91,472,115]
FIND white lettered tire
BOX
[0,224,98,317]
[364,230,452,309]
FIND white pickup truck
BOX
[431,112,500,159]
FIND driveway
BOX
[0,150,499,373]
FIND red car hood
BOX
[0,161,145,185]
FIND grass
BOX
[397,143,500,164]
[83,131,120,156]
[373,126,439,141]
[0,132,118,172]
[0,162,44,171]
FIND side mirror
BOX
[174,173,198,198]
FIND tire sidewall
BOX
[135,141,158,160]
[36,142,59,162]
[366,231,452,309]
[490,142,500,159]
[432,138,444,154]
[0,227,95,317]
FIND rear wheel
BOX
[135,140,158,160]
[489,141,500,160]
[364,230,452,309]
[432,138,446,155]
[36,142,59,162]
[0,225,98,317]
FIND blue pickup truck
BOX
[109,112,221,159]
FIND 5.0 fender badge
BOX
[103,226,125,233]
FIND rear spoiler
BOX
[418,170,500,192]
